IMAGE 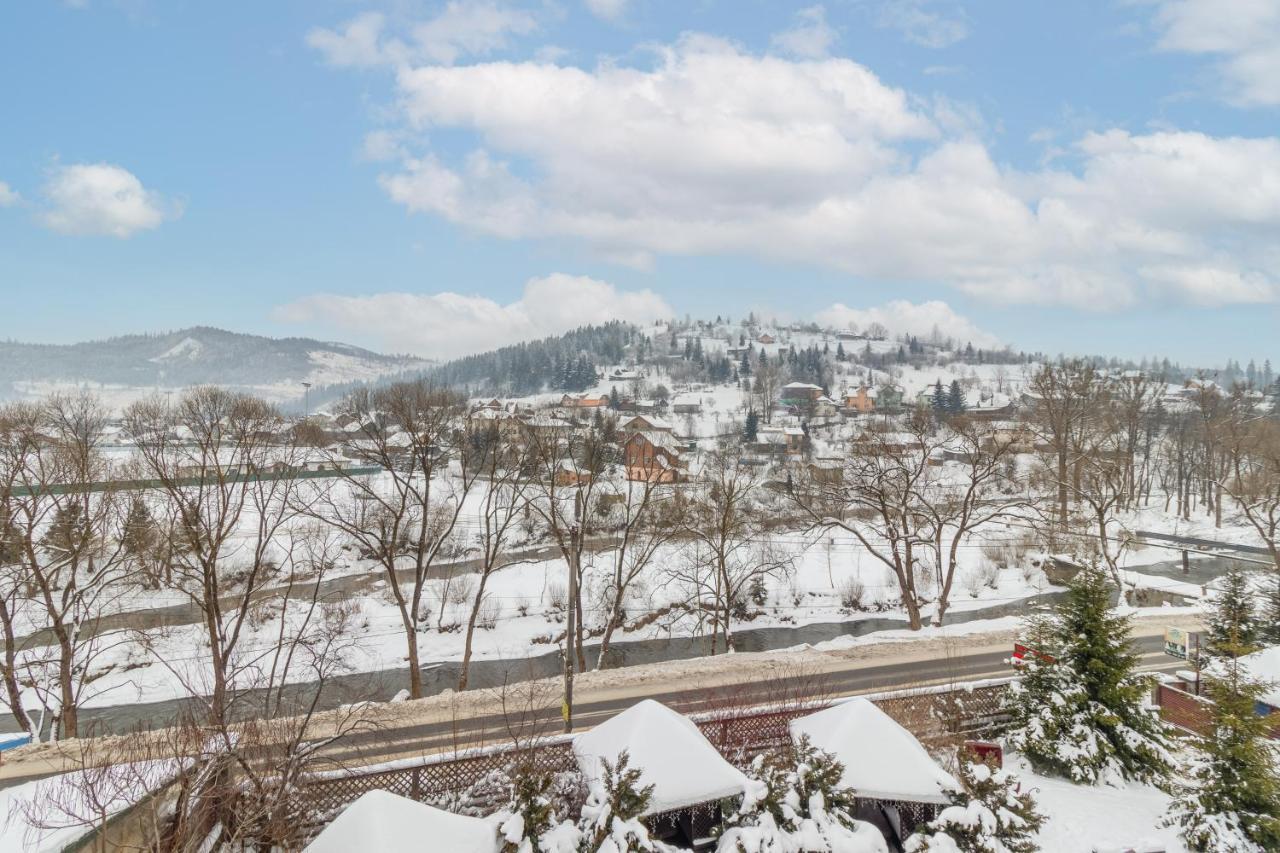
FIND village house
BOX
[620,413,673,433]
[843,385,877,414]
[756,424,806,455]
[779,381,824,405]
[671,392,702,414]
[757,332,776,345]
[623,430,686,482]
[559,392,609,409]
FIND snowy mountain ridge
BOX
[0,326,429,408]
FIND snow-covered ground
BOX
[1017,753,1188,852]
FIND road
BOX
[0,619,1196,788]
[315,632,1183,770]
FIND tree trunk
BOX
[457,572,491,691]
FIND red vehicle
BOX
[1010,642,1056,667]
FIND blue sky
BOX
[2,1,1278,366]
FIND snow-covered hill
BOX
[0,326,429,408]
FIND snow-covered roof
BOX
[789,698,958,805]
[782,382,823,391]
[1213,646,1280,708]
[622,414,673,431]
[305,790,498,853]
[573,699,749,816]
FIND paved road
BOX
[316,634,1180,769]
[0,633,1184,788]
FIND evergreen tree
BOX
[717,736,884,853]
[1260,573,1280,645]
[947,379,966,415]
[906,757,1043,853]
[1002,567,1173,785]
[1205,568,1261,661]
[931,380,947,415]
[836,342,846,361]
[497,764,581,853]
[579,752,659,853]
[1164,636,1280,852]
[743,409,759,443]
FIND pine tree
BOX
[743,409,759,443]
[906,757,1043,853]
[497,764,581,853]
[717,736,883,853]
[931,380,947,415]
[947,379,966,415]
[1164,634,1280,852]
[579,752,658,853]
[1205,569,1261,662]
[1002,567,1173,785]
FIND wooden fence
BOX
[297,680,1011,824]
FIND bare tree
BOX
[593,471,679,669]
[0,394,129,738]
[302,380,476,701]
[124,387,305,726]
[679,448,793,652]
[524,419,612,730]
[1024,360,1103,528]
[458,423,535,691]
[920,418,1026,624]
[790,412,937,630]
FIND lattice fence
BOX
[298,682,1010,823]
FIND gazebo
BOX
[305,789,499,853]
[790,698,959,842]
[574,699,750,846]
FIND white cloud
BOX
[274,273,672,359]
[39,163,175,238]
[1150,0,1280,107]
[584,0,628,22]
[345,33,1280,311]
[771,6,837,59]
[817,300,1001,348]
[0,181,19,207]
[876,1,968,49]
[307,2,538,69]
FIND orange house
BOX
[843,386,877,414]
[623,432,684,483]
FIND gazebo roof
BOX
[789,698,958,805]
[573,699,749,816]
[305,790,498,853]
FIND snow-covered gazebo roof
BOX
[789,698,958,806]
[1211,645,1280,708]
[305,790,499,853]
[573,699,750,816]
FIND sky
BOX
[1,0,1279,367]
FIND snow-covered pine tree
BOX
[1204,568,1261,660]
[1001,566,1173,785]
[496,763,582,853]
[947,380,966,415]
[579,751,666,853]
[1164,631,1280,852]
[717,735,887,853]
[931,380,947,415]
[905,757,1043,853]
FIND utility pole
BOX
[563,488,582,733]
